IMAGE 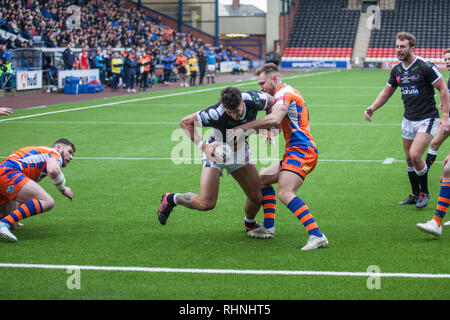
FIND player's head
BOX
[52,138,75,167]
[444,48,450,70]
[254,63,281,95]
[221,86,243,120]
[395,32,416,62]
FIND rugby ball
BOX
[214,142,232,161]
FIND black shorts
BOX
[178,66,186,74]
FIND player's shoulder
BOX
[414,56,438,69]
[241,90,264,101]
[197,103,226,125]
[242,90,268,109]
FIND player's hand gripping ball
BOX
[214,142,232,162]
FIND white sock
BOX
[173,193,180,205]
[244,217,256,223]
[428,149,439,156]
[415,164,428,176]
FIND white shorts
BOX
[401,117,439,140]
[202,142,252,175]
[207,64,215,72]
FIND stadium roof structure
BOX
[219,4,265,17]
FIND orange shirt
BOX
[176,56,187,68]
[274,83,317,151]
[0,146,62,181]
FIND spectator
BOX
[188,51,198,87]
[138,51,151,91]
[80,45,89,70]
[0,57,14,89]
[94,47,106,84]
[62,43,74,70]
[198,50,206,85]
[124,51,137,92]
[111,51,123,91]
[162,51,175,86]
[175,50,188,87]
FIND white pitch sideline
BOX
[0,70,340,123]
[0,262,449,279]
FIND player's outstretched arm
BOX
[0,107,13,116]
[46,157,73,200]
[364,85,397,121]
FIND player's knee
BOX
[247,191,262,205]
[40,195,55,211]
[276,188,294,205]
[197,199,216,211]
[408,150,422,164]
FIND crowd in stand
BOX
[0,0,250,90]
[61,43,248,91]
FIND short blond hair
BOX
[254,63,280,76]
[444,48,450,55]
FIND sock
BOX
[415,164,429,194]
[426,149,438,169]
[287,196,322,237]
[0,199,43,226]
[167,193,177,207]
[407,167,420,196]
[261,187,276,229]
[244,216,257,230]
[433,182,450,227]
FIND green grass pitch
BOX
[0,69,449,300]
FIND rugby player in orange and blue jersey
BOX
[230,63,328,251]
[0,138,75,242]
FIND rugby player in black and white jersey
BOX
[364,32,450,209]
[157,87,276,232]
[425,48,450,171]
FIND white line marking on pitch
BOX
[0,121,400,127]
[0,156,437,165]
[71,157,411,164]
[0,70,339,123]
[383,158,395,164]
[0,263,448,279]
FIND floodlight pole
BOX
[178,0,183,33]
[214,0,219,47]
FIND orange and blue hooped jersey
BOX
[274,83,317,152]
[0,146,62,182]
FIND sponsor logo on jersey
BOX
[208,109,219,121]
[6,185,15,195]
[400,85,419,96]
[401,74,420,83]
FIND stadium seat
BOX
[283,0,359,60]
[367,0,449,61]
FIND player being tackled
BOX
[156,87,276,233]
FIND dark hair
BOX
[53,138,76,152]
[395,32,416,48]
[220,86,242,110]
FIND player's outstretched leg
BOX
[157,193,175,225]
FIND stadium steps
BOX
[351,12,372,69]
